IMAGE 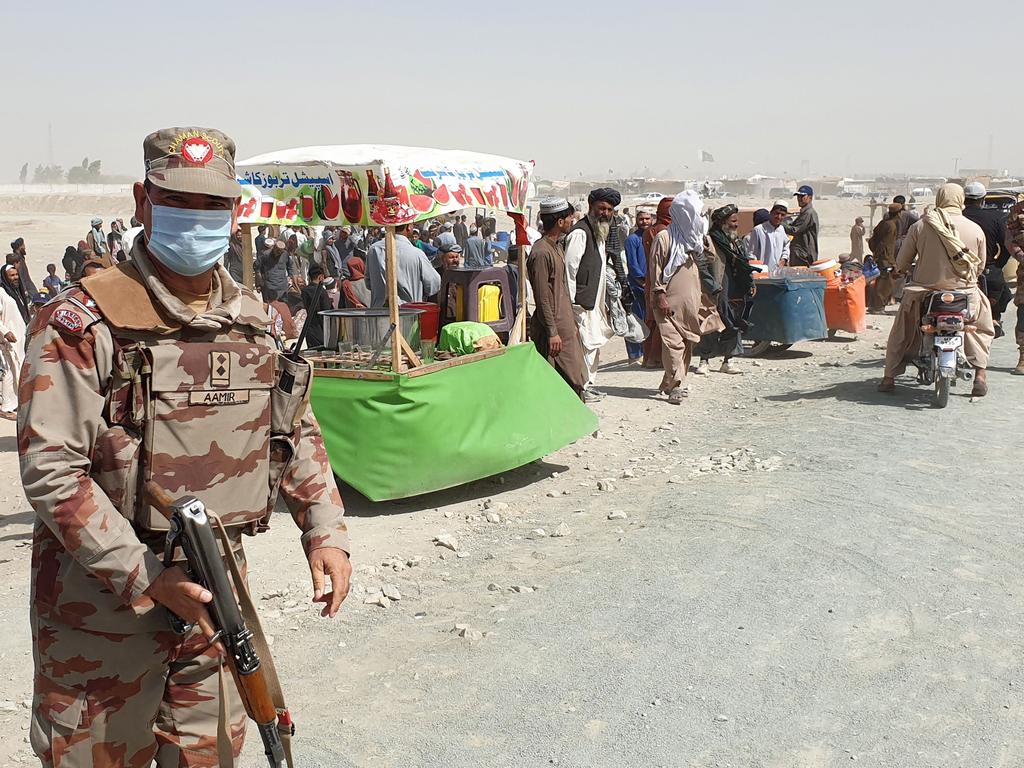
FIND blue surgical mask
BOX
[147,202,232,276]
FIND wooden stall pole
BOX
[385,226,404,373]
[516,243,528,342]
[241,223,255,290]
[507,211,530,345]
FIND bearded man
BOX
[565,188,618,401]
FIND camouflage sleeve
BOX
[17,316,165,604]
[279,407,350,556]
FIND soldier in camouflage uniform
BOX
[18,127,351,767]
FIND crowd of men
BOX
[9,179,1024,425]
[527,182,1024,405]
[527,185,827,403]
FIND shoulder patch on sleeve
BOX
[40,290,104,338]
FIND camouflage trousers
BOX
[30,611,246,767]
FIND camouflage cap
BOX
[143,127,242,198]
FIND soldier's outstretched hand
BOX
[309,548,351,618]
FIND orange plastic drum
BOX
[824,275,866,333]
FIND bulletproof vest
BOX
[77,264,306,535]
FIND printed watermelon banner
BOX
[235,144,533,228]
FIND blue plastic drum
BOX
[746,276,828,345]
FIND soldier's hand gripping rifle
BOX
[145,481,294,768]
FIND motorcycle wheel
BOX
[933,376,950,409]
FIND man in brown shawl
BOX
[641,196,673,368]
[867,204,901,311]
[879,183,994,397]
[528,198,587,397]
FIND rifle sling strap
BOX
[212,516,295,768]
[217,664,233,768]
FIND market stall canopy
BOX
[235,144,534,227]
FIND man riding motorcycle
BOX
[878,183,995,397]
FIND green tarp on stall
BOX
[310,343,599,501]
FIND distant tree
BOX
[68,158,103,184]
[32,164,65,183]
[19,163,27,184]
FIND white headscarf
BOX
[663,190,706,282]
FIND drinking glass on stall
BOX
[421,340,436,362]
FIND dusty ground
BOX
[0,197,1022,767]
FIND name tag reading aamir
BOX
[189,390,251,406]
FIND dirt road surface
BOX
[0,312,1021,766]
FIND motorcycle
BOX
[912,290,973,408]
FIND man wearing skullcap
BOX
[564,188,620,400]
[528,198,587,396]
[746,201,790,274]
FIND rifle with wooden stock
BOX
[146,481,294,768]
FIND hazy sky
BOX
[2,0,1021,182]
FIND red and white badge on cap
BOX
[181,136,214,166]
